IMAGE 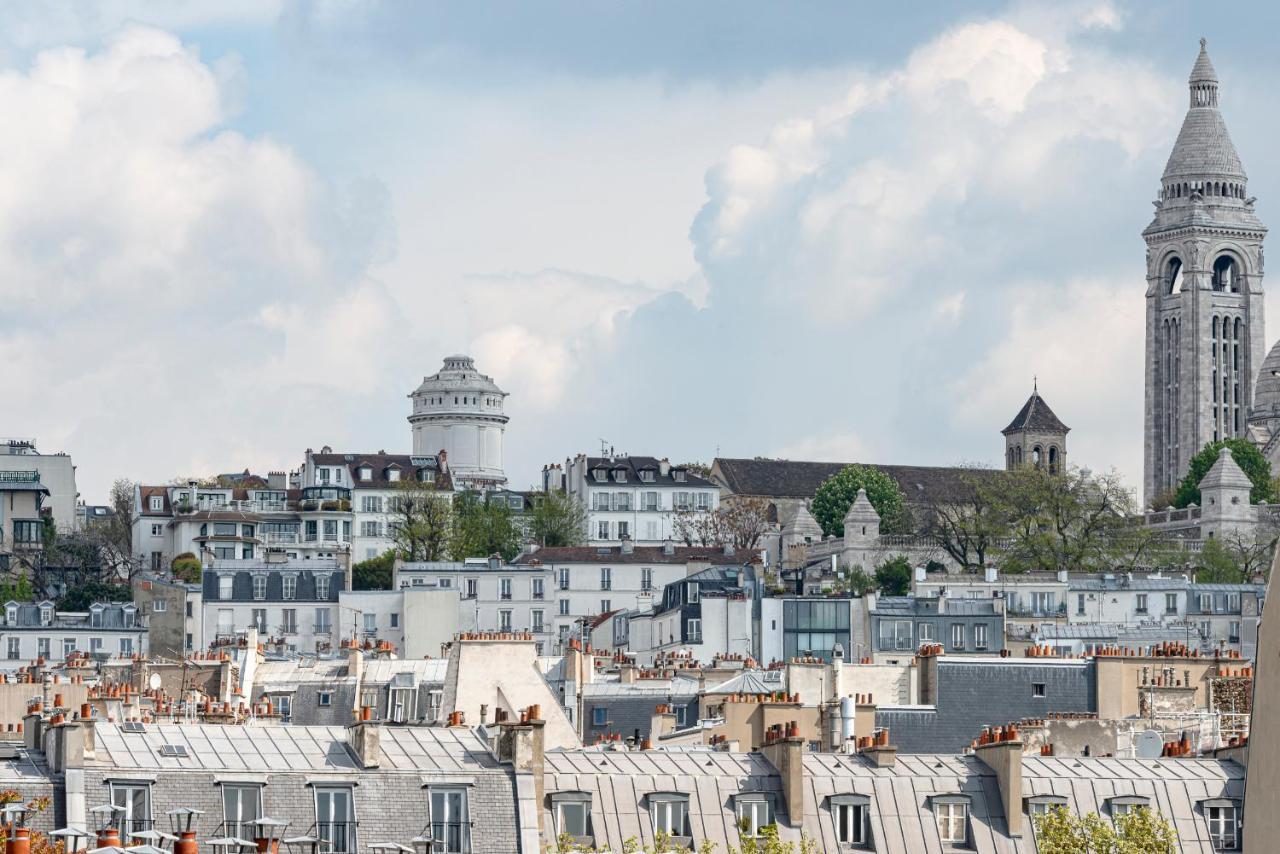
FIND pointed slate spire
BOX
[1197,446,1252,492]
[1002,389,1069,436]
[1163,39,1245,183]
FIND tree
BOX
[529,491,588,547]
[988,466,1137,575]
[57,580,130,611]
[835,566,876,596]
[352,551,395,590]
[874,556,912,596]
[1174,438,1273,508]
[1033,805,1177,853]
[1193,537,1248,583]
[920,468,1008,572]
[389,480,452,561]
[674,497,774,550]
[171,553,202,584]
[451,492,522,561]
[676,461,713,478]
[812,465,910,538]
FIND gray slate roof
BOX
[1001,391,1069,435]
[1163,43,1245,181]
[712,458,993,505]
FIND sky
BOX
[5,0,1280,503]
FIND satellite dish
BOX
[1135,730,1164,759]
[148,673,162,691]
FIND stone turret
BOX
[1198,446,1256,538]
[843,489,880,542]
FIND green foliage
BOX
[529,490,588,547]
[389,480,452,561]
[1193,538,1247,584]
[450,492,522,561]
[838,566,876,596]
[1032,805,1178,853]
[874,556,912,596]
[811,465,910,538]
[0,574,34,602]
[1174,438,1273,508]
[352,551,395,590]
[171,553,202,584]
[57,581,130,611]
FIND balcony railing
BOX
[265,532,299,544]
[0,472,40,483]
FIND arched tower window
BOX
[1032,445,1043,469]
[1015,446,1023,466]
[1165,257,1184,294]
[1048,446,1059,474]
[1212,255,1239,292]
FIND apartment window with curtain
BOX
[831,795,869,846]
[110,783,152,834]
[429,787,470,853]
[649,794,689,839]
[1203,800,1239,851]
[934,798,968,845]
[222,784,262,840]
[314,787,356,854]
[734,794,772,838]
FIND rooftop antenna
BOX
[599,439,610,457]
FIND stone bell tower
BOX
[1143,39,1266,505]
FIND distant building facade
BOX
[408,355,509,490]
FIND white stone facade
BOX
[0,438,78,532]
[547,454,720,545]
[408,355,509,490]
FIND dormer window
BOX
[648,793,690,840]
[932,795,970,846]
[592,468,607,483]
[149,496,163,511]
[388,469,401,482]
[615,470,627,483]
[4,604,16,626]
[672,470,687,482]
[90,605,104,628]
[122,605,136,628]
[1108,796,1150,820]
[39,605,52,627]
[359,467,372,482]
[640,470,655,483]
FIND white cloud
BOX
[773,432,871,464]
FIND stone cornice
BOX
[407,413,510,426]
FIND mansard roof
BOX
[1002,390,1069,436]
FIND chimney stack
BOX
[760,722,806,827]
[347,719,381,769]
[974,724,1024,837]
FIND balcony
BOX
[0,472,40,484]
[314,624,333,635]
[265,532,299,544]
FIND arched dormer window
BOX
[1165,257,1184,294]
[1213,255,1239,293]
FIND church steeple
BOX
[1143,41,1267,506]
[1002,387,1068,472]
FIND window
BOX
[596,521,609,540]
[686,618,701,642]
[559,599,570,616]
[1199,593,1213,612]
[558,568,570,590]
[250,609,267,633]
[316,574,331,599]
[600,568,612,590]
[1032,683,1046,698]
[151,523,163,537]
[650,795,688,838]
[919,623,936,643]
[643,491,659,510]
[1031,592,1053,613]
[283,576,297,600]
[63,638,76,658]
[359,467,372,482]
[1135,594,1148,614]
[532,610,544,633]
[500,578,512,600]
[554,796,592,841]
[950,623,965,650]
[1108,797,1149,819]
[5,638,18,660]
[282,609,297,634]
[735,796,772,838]
[499,610,512,632]
[615,492,632,510]
[696,492,711,510]
[1166,593,1178,614]
[429,787,469,854]
[151,599,167,614]
[218,576,233,600]
[90,637,103,654]
[149,496,163,511]
[935,800,967,845]
[833,798,868,845]
[362,495,382,513]
[688,583,700,604]
[532,578,545,600]
[222,784,262,840]
[252,576,267,600]
[600,599,611,614]
[318,692,332,707]
[1204,802,1239,850]
[363,613,377,633]
[119,637,134,656]
[1077,593,1086,616]
[111,783,151,835]
[315,787,356,854]
[1229,620,1241,643]
[592,708,608,727]
[617,521,629,539]
[360,521,381,537]
[641,568,653,591]
[390,613,399,628]
[974,624,988,650]
[878,620,913,651]
[1027,797,1068,819]
[305,520,318,542]
[37,638,49,660]
[186,601,193,618]
[323,519,338,542]
[315,608,332,633]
